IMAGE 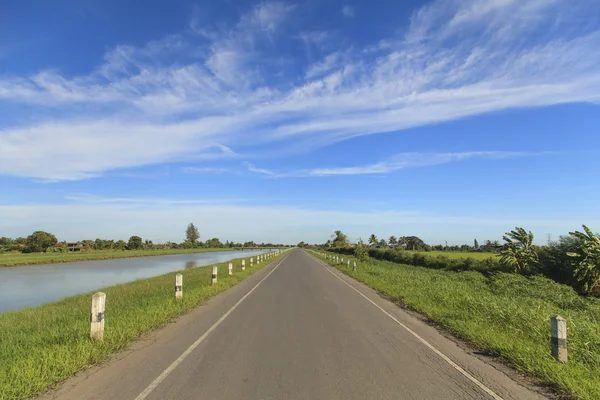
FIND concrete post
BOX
[212,266,217,286]
[242,259,246,271]
[175,274,183,299]
[353,262,356,271]
[551,316,567,362]
[90,292,106,341]
[228,262,233,276]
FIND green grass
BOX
[0,251,286,400]
[402,250,498,260]
[313,251,600,400]
[0,248,239,267]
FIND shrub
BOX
[354,246,369,262]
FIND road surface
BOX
[40,249,548,400]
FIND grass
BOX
[313,251,600,400]
[0,248,240,267]
[0,251,286,400]
[407,250,499,261]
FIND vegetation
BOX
[185,222,200,247]
[127,235,143,250]
[0,248,237,267]
[320,225,600,297]
[0,251,286,400]
[567,225,600,295]
[0,224,290,267]
[24,231,57,253]
[313,250,600,399]
[499,227,539,274]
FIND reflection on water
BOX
[0,249,271,312]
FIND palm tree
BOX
[388,236,398,248]
[368,234,378,247]
[379,239,388,248]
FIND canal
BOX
[0,249,270,312]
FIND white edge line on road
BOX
[310,253,504,400]
[134,251,291,400]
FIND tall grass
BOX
[0,252,285,400]
[0,248,238,267]
[314,251,600,399]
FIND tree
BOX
[115,240,126,250]
[499,227,539,274]
[128,235,143,250]
[24,231,58,253]
[94,238,105,250]
[474,239,479,249]
[186,223,200,247]
[331,230,349,247]
[368,234,378,247]
[388,236,398,248]
[567,225,600,295]
[297,241,306,247]
[379,238,388,248]
[404,236,426,251]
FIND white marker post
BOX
[551,316,568,362]
[228,262,233,276]
[212,266,217,286]
[250,257,254,267]
[90,292,106,341]
[353,261,356,271]
[347,260,350,267]
[175,274,183,299]
[242,259,246,271]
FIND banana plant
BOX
[568,225,600,295]
[500,227,539,274]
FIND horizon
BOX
[1,0,599,245]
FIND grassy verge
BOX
[311,251,600,400]
[0,248,239,267]
[0,251,286,400]
[405,250,498,260]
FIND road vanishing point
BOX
[40,249,548,400]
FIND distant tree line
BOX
[0,222,288,254]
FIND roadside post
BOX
[228,262,233,276]
[551,316,568,362]
[212,266,217,285]
[242,259,246,271]
[175,274,183,299]
[90,292,106,341]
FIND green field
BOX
[0,248,238,267]
[314,251,600,400]
[406,250,498,260]
[0,251,286,400]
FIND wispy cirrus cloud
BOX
[245,151,541,177]
[0,0,598,181]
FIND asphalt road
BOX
[40,249,548,400]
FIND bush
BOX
[354,246,369,262]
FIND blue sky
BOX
[1,0,599,245]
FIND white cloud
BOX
[0,199,592,244]
[341,5,355,18]
[182,166,232,174]
[0,0,598,181]
[245,151,541,177]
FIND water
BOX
[0,249,271,312]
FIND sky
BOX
[0,0,599,245]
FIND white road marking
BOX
[134,252,290,400]
[311,253,504,400]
